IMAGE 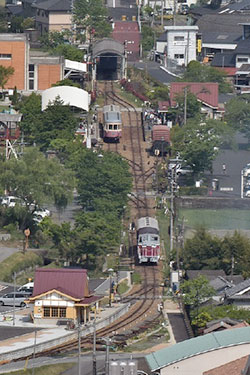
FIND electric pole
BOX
[184,87,187,126]
[13,272,16,326]
[93,319,97,375]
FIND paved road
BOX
[209,133,250,198]
[129,61,177,84]
[0,246,20,263]
[168,312,190,343]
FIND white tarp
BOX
[42,86,89,112]
[64,59,87,73]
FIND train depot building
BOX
[27,268,102,326]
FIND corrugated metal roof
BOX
[170,82,219,109]
[137,217,159,231]
[146,326,250,371]
[93,38,124,58]
[32,268,89,300]
[225,278,250,297]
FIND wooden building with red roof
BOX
[28,268,102,325]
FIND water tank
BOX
[120,361,128,375]
[128,360,138,374]
[110,360,119,375]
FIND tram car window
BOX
[136,216,160,264]
[103,104,122,142]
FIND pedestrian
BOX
[222,163,226,175]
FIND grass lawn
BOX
[0,363,75,375]
[180,209,250,231]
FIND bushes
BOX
[120,79,149,102]
[0,251,43,282]
[179,186,208,196]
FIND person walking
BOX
[222,163,226,175]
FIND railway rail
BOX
[14,82,163,362]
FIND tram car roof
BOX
[137,216,159,232]
[103,105,122,123]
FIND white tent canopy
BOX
[42,86,89,112]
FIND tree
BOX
[21,17,35,30]
[0,66,14,97]
[141,25,154,51]
[225,95,250,140]
[0,148,74,228]
[168,91,201,125]
[183,227,223,270]
[221,231,250,278]
[72,150,132,215]
[15,92,42,143]
[181,275,215,317]
[39,31,66,49]
[180,61,232,93]
[51,44,84,62]
[52,79,81,88]
[171,119,232,174]
[73,0,111,39]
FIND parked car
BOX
[0,292,30,307]
[176,165,193,176]
[1,196,22,208]
[245,190,250,198]
[33,208,50,223]
[243,163,250,177]
[18,282,34,294]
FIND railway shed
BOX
[92,38,126,81]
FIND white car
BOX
[1,196,22,207]
[245,190,250,198]
[33,208,50,223]
[243,163,250,177]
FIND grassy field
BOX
[0,363,75,375]
[179,209,250,231]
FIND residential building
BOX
[33,0,72,35]
[203,355,250,375]
[146,326,250,374]
[28,268,101,325]
[163,26,199,67]
[0,33,87,93]
[169,82,223,119]
[224,278,250,309]
[112,21,140,61]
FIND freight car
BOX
[151,125,171,156]
[137,216,160,264]
[102,104,122,142]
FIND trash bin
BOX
[212,178,219,191]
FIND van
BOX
[18,282,34,294]
[0,292,30,307]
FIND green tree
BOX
[52,79,81,88]
[141,25,154,51]
[21,17,35,30]
[225,95,250,140]
[70,149,132,214]
[180,61,232,93]
[34,96,78,150]
[148,86,169,102]
[0,148,74,227]
[10,16,24,32]
[183,227,223,270]
[0,66,14,97]
[73,0,111,39]
[16,93,42,143]
[51,44,84,62]
[39,31,66,49]
[181,275,215,316]
[10,86,19,106]
[221,231,250,278]
[171,119,232,174]
[168,91,201,125]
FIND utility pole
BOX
[32,330,37,375]
[13,272,16,326]
[93,319,97,375]
[183,87,187,126]
[102,337,112,375]
[170,168,176,252]
[173,0,176,26]
[78,323,81,375]
[161,0,164,26]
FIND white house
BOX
[163,25,199,67]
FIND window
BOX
[109,124,113,130]
[238,57,248,63]
[59,308,66,317]
[43,307,67,318]
[29,64,35,91]
[52,307,59,317]
[114,124,118,130]
[29,81,34,90]
[174,36,184,41]
[0,54,11,59]
[44,307,50,317]
[151,235,158,241]
[174,54,184,59]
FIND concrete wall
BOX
[38,64,62,90]
[167,30,197,66]
[177,197,250,209]
[0,303,130,362]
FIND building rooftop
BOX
[32,268,90,300]
[235,38,250,53]
[211,52,236,67]
[146,326,250,372]
[203,355,249,375]
[0,33,28,41]
[33,0,71,11]
[225,278,250,297]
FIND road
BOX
[129,61,177,84]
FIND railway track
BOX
[15,82,163,361]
